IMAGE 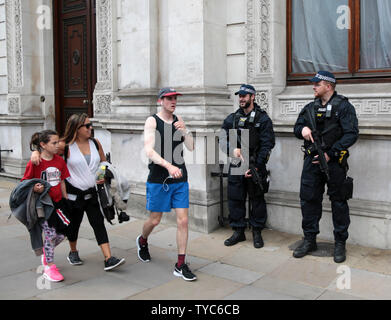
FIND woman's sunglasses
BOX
[79,123,92,129]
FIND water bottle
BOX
[96,165,106,181]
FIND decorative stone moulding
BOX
[93,0,114,118]
[6,0,24,92]
[255,90,270,113]
[278,98,391,118]
[96,0,113,89]
[350,99,391,118]
[247,0,272,82]
[94,94,112,114]
[7,95,20,114]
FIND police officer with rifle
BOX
[293,71,359,263]
[220,84,275,248]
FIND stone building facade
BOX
[0,0,390,249]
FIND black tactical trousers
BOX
[300,156,350,242]
[227,165,267,229]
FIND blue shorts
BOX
[146,182,189,213]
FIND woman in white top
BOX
[32,114,125,271]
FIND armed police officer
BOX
[220,84,275,248]
[293,71,359,263]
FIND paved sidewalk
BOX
[1,178,391,300]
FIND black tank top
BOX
[147,114,188,184]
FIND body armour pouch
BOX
[340,176,353,200]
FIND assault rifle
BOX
[305,107,330,181]
[249,157,264,192]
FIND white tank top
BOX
[67,140,101,191]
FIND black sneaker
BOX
[67,251,83,265]
[104,256,125,271]
[173,263,197,281]
[136,235,151,262]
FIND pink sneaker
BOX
[41,249,48,267]
[43,264,64,282]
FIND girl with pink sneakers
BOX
[22,130,71,282]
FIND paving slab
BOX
[34,274,147,300]
[187,234,244,261]
[203,226,235,241]
[0,223,29,240]
[128,245,212,271]
[0,237,41,278]
[327,267,391,300]
[1,177,391,301]
[220,246,290,275]
[106,218,169,240]
[111,256,181,289]
[0,270,66,300]
[0,190,11,199]
[317,290,365,300]
[350,248,391,276]
[198,262,263,285]
[105,234,136,251]
[51,238,102,259]
[0,180,17,189]
[148,227,205,252]
[128,272,244,300]
[269,258,339,288]
[0,213,19,226]
[252,275,325,300]
[256,229,302,250]
[223,284,298,300]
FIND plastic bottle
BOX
[96,165,106,181]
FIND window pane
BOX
[360,0,391,70]
[291,0,349,74]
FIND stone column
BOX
[152,0,233,232]
[0,0,53,177]
[93,0,233,233]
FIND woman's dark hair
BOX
[63,113,89,144]
[30,130,59,152]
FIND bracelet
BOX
[184,129,191,136]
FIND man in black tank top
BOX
[136,87,197,281]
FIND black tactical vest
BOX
[313,94,347,150]
[233,107,263,153]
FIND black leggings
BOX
[66,196,109,246]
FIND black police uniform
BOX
[294,92,359,243]
[221,103,275,231]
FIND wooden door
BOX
[53,0,97,134]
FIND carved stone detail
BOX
[6,0,24,91]
[94,94,112,114]
[247,0,271,82]
[96,0,113,89]
[278,98,391,118]
[7,96,20,114]
[255,90,270,114]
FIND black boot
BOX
[224,228,246,246]
[334,241,346,263]
[252,228,264,249]
[293,239,317,258]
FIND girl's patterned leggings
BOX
[41,221,65,264]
